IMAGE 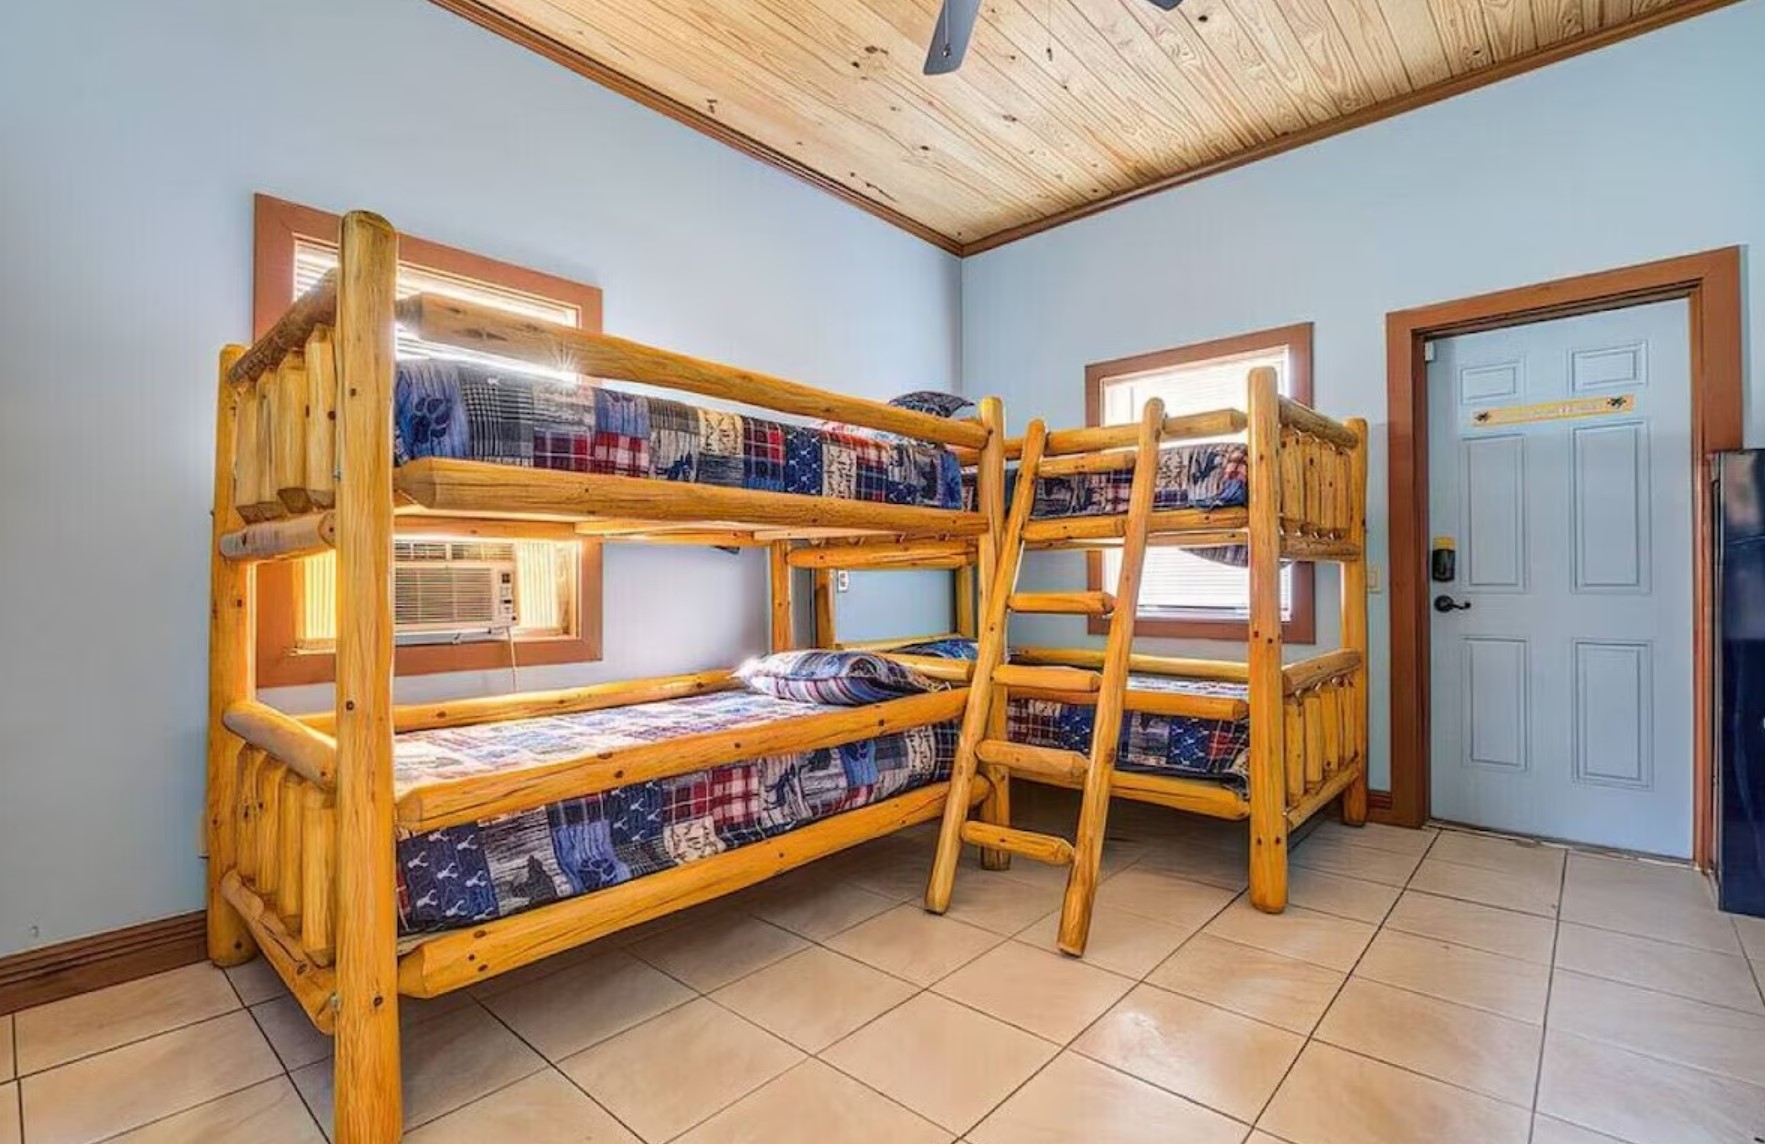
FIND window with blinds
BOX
[1098,345,1295,623]
[291,242,582,648]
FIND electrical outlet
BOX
[835,570,851,592]
[1367,564,1383,593]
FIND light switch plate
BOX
[1367,564,1383,593]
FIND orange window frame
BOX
[1084,322,1317,644]
[252,194,605,687]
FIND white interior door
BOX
[1426,300,1693,857]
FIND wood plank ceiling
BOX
[445,0,1731,253]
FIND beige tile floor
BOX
[7,795,1765,1143]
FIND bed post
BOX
[813,569,836,648]
[207,344,258,966]
[768,541,794,652]
[1340,417,1371,827]
[954,564,977,638]
[1246,367,1289,912]
[973,397,1013,870]
[332,211,402,1144]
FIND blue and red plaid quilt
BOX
[1007,673,1250,790]
[393,361,965,510]
[393,689,958,934]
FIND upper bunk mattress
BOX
[393,361,965,509]
[960,442,1249,519]
[1031,442,1248,519]
[393,689,957,935]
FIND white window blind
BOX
[1100,346,1294,622]
[291,242,583,646]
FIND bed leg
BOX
[333,211,402,1144]
[208,344,258,966]
[1340,417,1370,829]
[978,692,1011,871]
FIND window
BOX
[1085,323,1316,643]
[253,195,605,687]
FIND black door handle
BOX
[1434,595,1472,613]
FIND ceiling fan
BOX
[924,0,1185,75]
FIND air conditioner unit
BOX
[392,539,517,645]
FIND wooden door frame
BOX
[1382,247,1744,866]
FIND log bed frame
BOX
[208,210,1368,1142]
[207,212,1000,1144]
[887,366,1372,920]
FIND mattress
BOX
[393,689,958,934]
[1030,442,1249,519]
[392,360,965,509]
[960,442,1249,519]
[1009,673,1251,791]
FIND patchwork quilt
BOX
[960,441,1250,519]
[1006,673,1251,791]
[393,361,965,509]
[393,689,958,934]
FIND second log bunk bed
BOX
[909,365,1371,954]
[206,211,1003,1144]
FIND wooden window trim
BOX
[252,194,605,687]
[1084,322,1317,644]
[1382,248,1742,855]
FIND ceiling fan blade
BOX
[923,0,982,75]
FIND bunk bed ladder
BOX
[926,397,1166,956]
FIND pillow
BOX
[821,390,976,445]
[889,637,979,660]
[735,650,950,705]
[889,390,974,419]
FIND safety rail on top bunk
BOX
[215,278,993,560]
[943,368,1364,563]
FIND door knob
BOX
[1433,595,1472,613]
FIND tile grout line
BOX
[1526,845,1573,1144]
[9,967,248,1082]
[1245,823,1442,1133]
[448,993,650,1143]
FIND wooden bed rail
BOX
[398,687,970,832]
[786,538,977,570]
[299,668,739,735]
[223,700,338,787]
[396,293,989,451]
[397,777,989,997]
[219,512,335,562]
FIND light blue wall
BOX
[0,0,959,954]
[961,0,1765,791]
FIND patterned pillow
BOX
[890,637,979,660]
[821,390,975,446]
[735,650,950,705]
[889,390,974,419]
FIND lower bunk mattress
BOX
[1007,673,1250,792]
[392,689,958,935]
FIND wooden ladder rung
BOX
[992,663,1104,692]
[976,739,1089,783]
[1009,591,1115,616]
[1038,451,1136,478]
[959,821,1075,866]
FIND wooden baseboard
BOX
[0,912,208,1016]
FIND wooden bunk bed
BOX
[919,367,1371,956]
[205,212,1004,1144]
